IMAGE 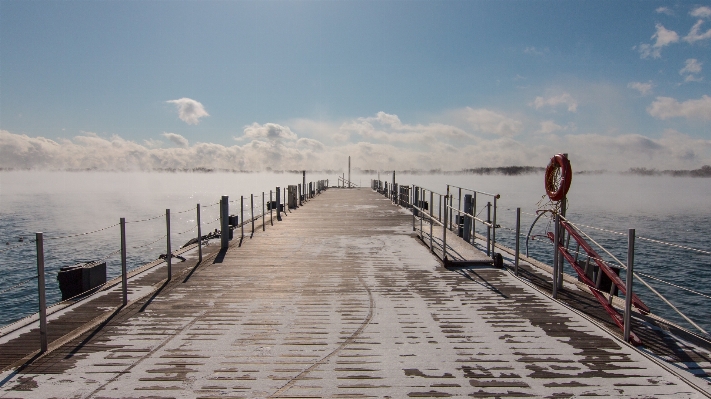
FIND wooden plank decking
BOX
[0,188,707,398]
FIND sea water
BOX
[1,171,709,334]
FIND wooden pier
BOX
[1,188,709,398]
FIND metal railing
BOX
[0,177,330,353]
[372,176,710,344]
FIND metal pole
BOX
[302,171,306,201]
[348,156,351,189]
[492,196,497,258]
[166,209,171,281]
[553,213,560,299]
[241,195,244,239]
[220,196,229,249]
[515,208,520,276]
[120,218,127,306]
[472,192,477,244]
[624,228,635,343]
[486,202,491,256]
[251,194,254,236]
[447,185,452,228]
[36,232,47,353]
[270,190,274,225]
[262,192,266,231]
[438,194,442,223]
[197,204,202,262]
[276,187,282,221]
[412,185,417,231]
[429,191,434,253]
[443,195,448,260]
[392,171,396,201]
[458,188,462,227]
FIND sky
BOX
[1,0,710,172]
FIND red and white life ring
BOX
[545,154,572,201]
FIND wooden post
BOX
[240,196,244,239]
[120,218,127,306]
[251,194,254,236]
[197,204,202,262]
[36,232,47,353]
[302,171,306,201]
[270,191,273,226]
[276,187,282,221]
[166,209,171,281]
[221,196,229,249]
[624,229,635,343]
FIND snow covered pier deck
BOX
[0,188,708,398]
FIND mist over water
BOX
[1,171,709,335]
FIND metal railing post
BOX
[241,195,245,239]
[624,228,635,343]
[458,188,462,228]
[515,208,520,277]
[486,202,491,256]
[262,192,266,231]
[429,191,434,252]
[472,192,476,244]
[492,195,498,258]
[447,185,452,228]
[197,204,202,262]
[553,213,560,299]
[221,196,229,249]
[36,232,47,353]
[120,218,127,306]
[166,209,171,281]
[412,185,417,231]
[443,195,448,260]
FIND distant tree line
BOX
[627,165,711,177]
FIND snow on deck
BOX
[0,188,704,398]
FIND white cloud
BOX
[537,120,564,135]
[647,95,711,120]
[531,93,578,112]
[690,6,711,18]
[162,132,189,148]
[166,98,209,125]
[656,7,674,16]
[679,59,703,82]
[683,19,711,43]
[454,107,523,137]
[637,24,679,59]
[627,81,654,95]
[523,46,547,56]
[241,123,298,141]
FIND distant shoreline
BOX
[0,165,709,177]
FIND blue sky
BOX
[1,1,710,171]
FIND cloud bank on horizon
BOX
[1,2,710,173]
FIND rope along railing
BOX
[382,177,709,343]
[1,180,315,349]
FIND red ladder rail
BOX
[548,231,642,346]
[559,221,649,315]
